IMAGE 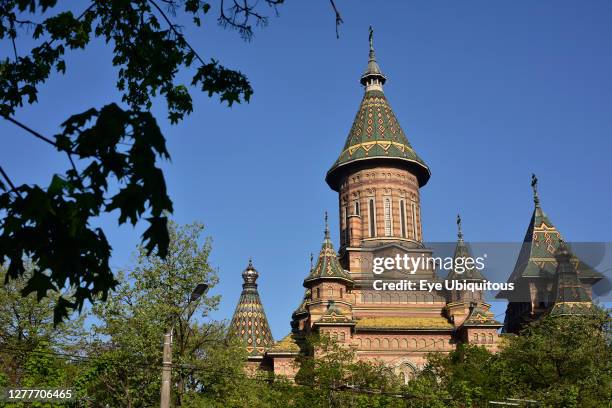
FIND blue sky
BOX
[1,1,611,338]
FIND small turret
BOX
[228,259,274,357]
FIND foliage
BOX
[81,220,221,407]
[294,334,405,408]
[0,0,282,323]
[417,307,612,408]
[499,307,612,407]
[0,263,85,389]
[0,264,86,408]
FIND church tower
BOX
[498,175,602,333]
[228,259,274,368]
[445,215,502,350]
[326,26,431,276]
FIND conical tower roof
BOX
[462,303,503,328]
[326,27,430,191]
[303,214,353,286]
[549,241,592,316]
[228,259,274,357]
[505,175,601,283]
[446,214,485,281]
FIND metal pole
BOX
[160,329,173,408]
[159,283,208,408]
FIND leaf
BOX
[142,216,169,257]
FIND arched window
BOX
[384,197,392,236]
[339,288,343,298]
[411,202,418,240]
[368,198,376,237]
[400,199,406,238]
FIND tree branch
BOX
[0,165,21,197]
[148,0,206,66]
[329,0,343,39]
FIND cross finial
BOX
[456,214,463,241]
[310,252,314,269]
[368,25,374,52]
[531,173,540,206]
[324,211,330,238]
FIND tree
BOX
[80,220,222,407]
[0,263,85,391]
[416,307,612,408]
[294,335,405,408]
[0,0,286,323]
[499,307,612,407]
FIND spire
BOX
[303,216,353,286]
[498,177,602,295]
[360,26,386,88]
[447,215,484,281]
[549,240,593,316]
[326,26,430,191]
[228,259,274,357]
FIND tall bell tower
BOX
[325,27,431,276]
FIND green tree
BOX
[0,264,86,407]
[81,220,221,407]
[499,307,612,408]
[294,335,404,408]
[416,307,611,408]
[0,263,85,388]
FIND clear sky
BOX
[2,1,611,339]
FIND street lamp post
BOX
[160,283,209,408]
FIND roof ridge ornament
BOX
[457,214,463,242]
[361,25,386,88]
[531,173,540,207]
[324,211,330,239]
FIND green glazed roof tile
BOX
[228,260,274,356]
[303,218,353,286]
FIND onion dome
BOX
[228,259,274,357]
[549,241,593,316]
[326,26,430,191]
[303,214,353,286]
[446,214,485,281]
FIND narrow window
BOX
[369,199,376,237]
[400,199,406,238]
[344,205,349,243]
[411,202,418,240]
[384,197,392,236]
[354,201,360,216]
[316,288,320,298]
[339,288,343,298]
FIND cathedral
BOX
[227,30,601,381]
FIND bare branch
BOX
[4,116,57,148]
[329,0,343,39]
[218,0,270,40]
